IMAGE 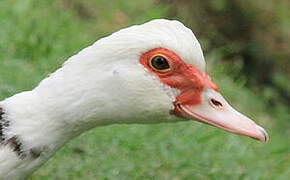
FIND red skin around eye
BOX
[139,48,218,107]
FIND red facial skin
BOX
[139,48,218,116]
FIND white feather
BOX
[0,19,205,179]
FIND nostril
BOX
[210,98,223,108]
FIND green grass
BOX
[0,0,289,179]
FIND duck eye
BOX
[150,55,171,72]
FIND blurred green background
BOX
[0,0,289,179]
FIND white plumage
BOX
[0,19,205,179]
[0,19,267,179]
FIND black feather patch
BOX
[0,107,9,141]
[5,136,24,157]
[0,108,24,157]
[0,107,5,141]
[0,107,44,158]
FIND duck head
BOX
[0,19,270,180]
[32,19,268,142]
[138,47,268,142]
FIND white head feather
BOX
[0,19,206,179]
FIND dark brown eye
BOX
[150,55,171,72]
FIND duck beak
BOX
[174,89,269,142]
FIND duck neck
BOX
[0,87,113,158]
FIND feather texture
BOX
[0,19,205,179]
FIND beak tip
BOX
[256,125,269,143]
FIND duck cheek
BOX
[170,89,202,119]
[148,93,182,123]
[175,90,202,106]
